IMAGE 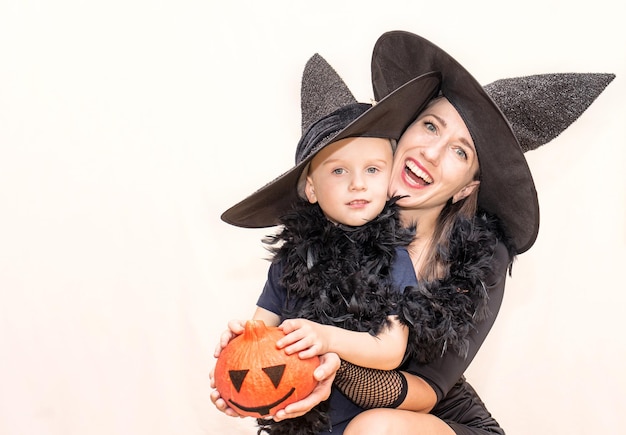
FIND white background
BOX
[1,1,624,434]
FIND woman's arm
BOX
[398,371,437,412]
[277,315,408,370]
[332,360,437,412]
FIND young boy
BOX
[213,54,440,434]
[254,134,410,370]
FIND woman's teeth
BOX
[405,160,433,184]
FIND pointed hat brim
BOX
[221,67,441,228]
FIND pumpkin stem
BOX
[243,319,268,341]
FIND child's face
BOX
[304,137,393,226]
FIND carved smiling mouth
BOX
[228,388,295,417]
[405,160,433,185]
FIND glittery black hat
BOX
[221,54,441,228]
[372,30,614,253]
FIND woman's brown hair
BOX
[419,179,480,281]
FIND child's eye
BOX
[332,168,346,175]
[366,167,379,174]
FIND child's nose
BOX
[349,173,367,191]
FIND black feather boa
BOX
[255,202,514,434]
[257,199,413,434]
[397,211,514,364]
[269,198,414,334]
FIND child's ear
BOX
[304,177,317,204]
[452,180,480,203]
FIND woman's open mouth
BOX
[405,160,433,186]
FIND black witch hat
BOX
[371,30,615,253]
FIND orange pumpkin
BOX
[214,320,320,417]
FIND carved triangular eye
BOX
[229,369,249,392]
[262,364,286,389]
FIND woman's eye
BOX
[454,147,468,160]
[425,121,436,132]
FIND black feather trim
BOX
[398,211,514,363]
[259,199,411,434]
[257,202,515,431]
[265,198,413,335]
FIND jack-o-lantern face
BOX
[214,320,320,417]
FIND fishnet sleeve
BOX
[333,359,407,409]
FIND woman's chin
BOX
[394,195,415,209]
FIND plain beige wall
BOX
[1,1,624,434]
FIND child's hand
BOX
[277,318,330,359]
[213,319,246,358]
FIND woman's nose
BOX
[420,140,443,165]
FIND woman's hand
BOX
[210,319,248,417]
[277,318,330,359]
[209,364,248,418]
[272,352,340,421]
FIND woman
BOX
[214,31,614,434]
[332,31,613,434]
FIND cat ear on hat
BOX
[484,73,616,152]
[300,54,357,133]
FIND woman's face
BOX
[389,97,480,218]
